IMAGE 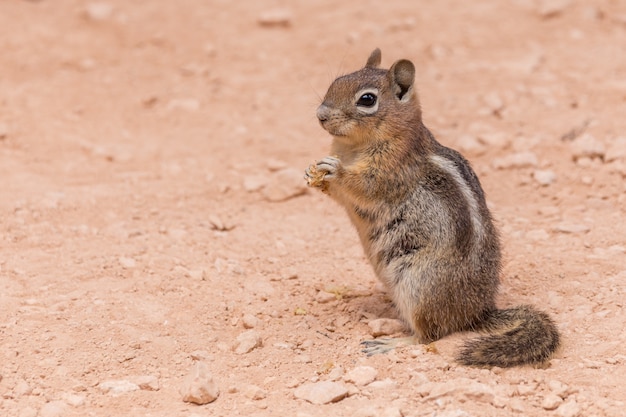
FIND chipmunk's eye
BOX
[357,93,377,107]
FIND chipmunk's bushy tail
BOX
[457,305,560,367]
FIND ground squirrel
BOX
[305,48,560,367]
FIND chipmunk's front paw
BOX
[305,156,341,190]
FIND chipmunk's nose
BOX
[316,104,330,123]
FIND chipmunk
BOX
[305,48,560,367]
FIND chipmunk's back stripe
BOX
[428,154,484,243]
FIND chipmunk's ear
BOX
[365,48,381,68]
[388,59,415,102]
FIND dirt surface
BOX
[1,1,626,416]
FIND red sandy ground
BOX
[1,1,625,416]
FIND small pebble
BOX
[180,361,219,405]
[493,152,538,169]
[557,399,581,417]
[243,175,268,192]
[542,393,564,410]
[547,380,568,396]
[118,257,136,269]
[262,168,308,202]
[368,378,397,390]
[293,381,349,405]
[243,384,267,400]
[533,169,556,186]
[242,314,259,329]
[328,366,344,381]
[344,366,378,386]
[257,8,293,27]
[570,133,605,161]
[509,397,527,413]
[267,159,288,171]
[134,375,159,391]
[368,318,405,337]
[98,380,140,395]
[233,330,263,354]
[14,379,32,396]
[315,291,337,303]
[63,393,86,407]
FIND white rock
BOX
[293,381,348,404]
[570,133,605,161]
[557,399,581,417]
[233,330,263,354]
[542,393,564,410]
[533,169,556,186]
[98,380,139,395]
[39,401,68,417]
[118,257,136,269]
[180,361,219,405]
[262,168,308,202]
[368,318,405,337]
[493,152,538,169]
[344,366,378,386]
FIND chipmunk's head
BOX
[317,48,422,143]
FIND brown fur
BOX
[305,49,560,367]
